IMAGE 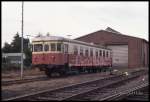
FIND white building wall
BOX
[107,45,128,67]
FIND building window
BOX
[34,44,43,52]
[44,44,49,51]
[51,43,56,51]
[57,43,62,51]
[90,48,93,57]
[99,50,102,56]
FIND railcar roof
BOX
[32,35,65,41]
[32,35,111,50]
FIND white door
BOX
[107,45,128,68]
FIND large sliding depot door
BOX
[107,45,128,68]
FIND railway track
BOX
[2,72,109,86]
[2,71,110,86]
[3,69,147,101]
[2,75,48,86]
[121,86,149,101]
[2,68,146,86]
[66,75,148,101]
[103,82,148,101]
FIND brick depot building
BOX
[76,27,149,68]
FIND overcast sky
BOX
[2,1,148,47]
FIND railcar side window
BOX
[44,44,49,51]
[103,50,105,57]
[90,48,93,57]
[96,50,98,57]
[57,43,62,51]
[80,47,83,56]
[51,43,56,51]
[99,50,102,56]
[85,48,89,56]
[62,44,64,52]
[74,46,78,55]
[110,51,112,57]
[106,51,108,57]
[64,44,68,53]
[34,44,43,52]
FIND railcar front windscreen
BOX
[34,44,43,52]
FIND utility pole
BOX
[21,1,24,79]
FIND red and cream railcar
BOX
[32,35,112,77]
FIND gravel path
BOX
[2,68,44,81]
[2,72,112,99]
[2,67,147,100]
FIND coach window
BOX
[64,44,68,53]
[90,48,93,57]
[34,44,43,52]
[85,48,89,56]
[106,51,108,57]
[96,50,98,58]
[51,43,56,51]
[74,46,78,55]
[80,47,83,56]
[44,44,49,51]
[62,44,64,53]
[110,51,112,57]
[103,50,105,57]
[57,43,62,51]
[99,50,102,57]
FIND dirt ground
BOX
[112,67,147,73]
[2,68,44,80]
[2,72,112,99]
[2,67,146,81]
[2,67,147,100]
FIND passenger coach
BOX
[32,35,112,77]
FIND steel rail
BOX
[2,74,123,101]
[3,69,147,101]
[63,74,147,101]
[2,76,47,86]
[102,82,148,101]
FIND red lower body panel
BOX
[32,53,112,67]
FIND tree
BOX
[24,46,32,66]
[11,32,21,52]
[2,32,32,67]
[2,42,12,53]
